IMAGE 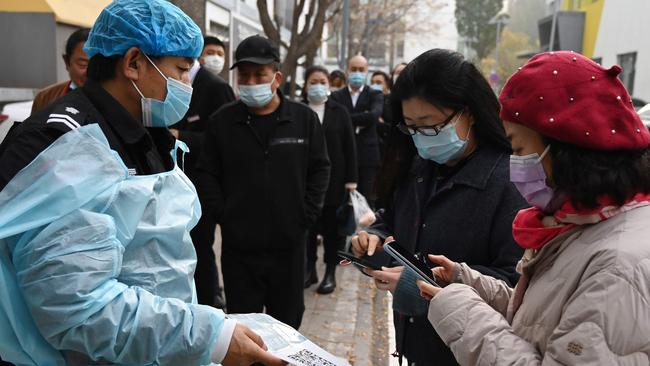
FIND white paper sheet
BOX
[228,313,351,366]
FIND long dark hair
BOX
[301,65,330,103]
[376,49,510,207]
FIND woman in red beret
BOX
[418,51,650,364]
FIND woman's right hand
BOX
[350,231,393,256]
[427,254,458,286]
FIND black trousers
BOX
[307,205,345,266]
[190,217,222,307]
[221,243,305,329]
[357,166,378,209]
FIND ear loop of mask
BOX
[444,110,471,141]
[130,53,162,99]
[129,54,168,127]
[537,145,551,163]
[456,110,473,141]
[130,53,171,98]
[142,53,168,81]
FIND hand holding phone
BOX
[383,241,440,287]
[337,250,383,271]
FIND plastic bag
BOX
[350,190,376,229]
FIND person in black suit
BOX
[170,36,235,171]
[302,66,358,294]
[371,70,394,160]
[330,55,383,208]
[169,35,235,309]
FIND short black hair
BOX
[304,65,329,83]
[87,54,121,82]
[64,28,90,59]
[329,69,346,82]
[547,140,650,209]
[371,70,392,89]
[204,35,225,49]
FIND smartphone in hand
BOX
[337,250,383,271]
[383,241,440,287]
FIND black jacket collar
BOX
[81,79,148,144]
[416,147,506,192]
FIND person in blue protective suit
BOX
[0,1,286,365]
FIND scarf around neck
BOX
[512,192,650,250]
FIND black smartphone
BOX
[337,250,383,271]
[383,241,440,287]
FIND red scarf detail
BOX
[513,192,650,250]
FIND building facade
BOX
[531,0,649,102]
[0,0,111,101]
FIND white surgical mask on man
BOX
[203,55,225,75]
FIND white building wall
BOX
[592,0,650,102]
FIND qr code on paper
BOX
[287,349,337,366]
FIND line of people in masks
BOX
[302,58,408,294]
[0,0,400,361]
[0,7,451,361]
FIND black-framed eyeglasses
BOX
[397,109,463,136]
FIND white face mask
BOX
[203,55,225,75]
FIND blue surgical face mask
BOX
[370,84,384,92]
[307,84,328,104]
[239,75,277,108]
[411,110,470,164]
[348,72,367,87]
[131,54,193,128]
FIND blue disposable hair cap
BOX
[84,0,203,59]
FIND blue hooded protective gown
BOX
[0,124,226,365]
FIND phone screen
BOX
[384,242,440,286]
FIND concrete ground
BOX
[213,227,398,365]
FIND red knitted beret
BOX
[499,51,650,151]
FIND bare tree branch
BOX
[256,0,281,45]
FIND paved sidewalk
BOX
[213,228,395,365]
[300,257,394,366]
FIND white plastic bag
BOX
[350,190,376,229]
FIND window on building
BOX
[368,39,387,62]
[592,57,602,65]
[396,40,404,59]
[326,35,338,61]
[209,21,229,42]
[617,52,637,95]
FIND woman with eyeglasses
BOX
[349,49,526,365]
